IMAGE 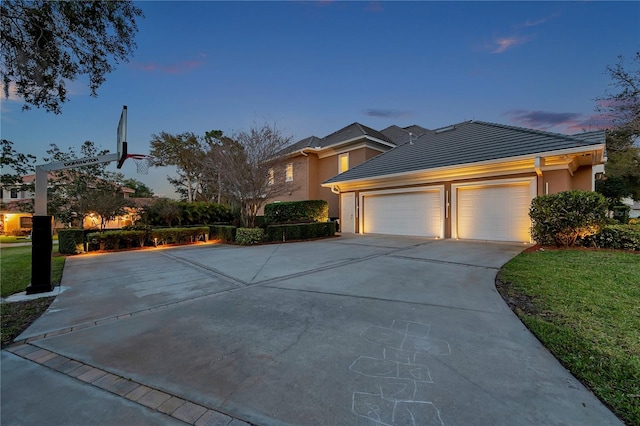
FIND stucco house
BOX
[319,120,606,243]
[0,173,136,234]
[264,122,427,218]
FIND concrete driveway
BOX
[2,235,621,425]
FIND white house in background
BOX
[622,197,640,218]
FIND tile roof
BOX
[380,125,431,145]
[324,120,605,184]
[321,122,396,147]
[280,122,396,156]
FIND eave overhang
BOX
[322,143,605,192]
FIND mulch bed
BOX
[1,297,54,349]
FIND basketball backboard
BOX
[116,105,128,169]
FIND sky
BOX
[1,1,638,198]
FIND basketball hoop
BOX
[125,154,152,175]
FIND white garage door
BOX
[362,190,442,237]
[456,183,531,242]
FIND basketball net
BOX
[126,154,152,175]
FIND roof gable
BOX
[324,120,605,184]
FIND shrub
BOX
[150,226,209,246]
[629,218,640,226]
[210,225,236,243]
[582,225,640,251]
[264,200,329,224]
[9,228,31,237]
[137,199,233,227]
[58,229,85,254]
[87,230,147,250]
[235,228,264,245]
[529,190,608,247]
[266,222,336,242]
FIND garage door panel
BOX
[363,191,441,237]
[457,183,531,242]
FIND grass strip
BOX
[1,246,66,297]
[498,249,640,425]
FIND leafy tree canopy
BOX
[1,0,143,113]
[122,178,154,198]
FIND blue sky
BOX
[1,1,638,198]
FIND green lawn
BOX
[498,249,640,425]
[0,246,66,297]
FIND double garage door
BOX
[362,189,443,238]
[358,180,533,242]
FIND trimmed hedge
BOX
[582,225,640,251]
[264,200,329,224]
[529,190,608,247]
[58,229,85,254]
[209,225,236,243]
[86,227,209,251]
[150,227,209,246]
[612,205,631,224]
[266,222,336,242]
[235,228,264,245]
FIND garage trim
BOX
[451,177,536,242]
[358,185,445,238]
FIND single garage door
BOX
[362,190,442,237]
[456,183,531,242]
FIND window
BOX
[10,189,18,198]
[20,216,33,228]
[338,153,349,174]
[285,163,293,182]
[268,168,275,186]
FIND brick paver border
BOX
[5,343,252,426]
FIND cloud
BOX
[0,81,20,101]
[505,109,612,133]
[491,35,533,54]
[364,109,412,119]
[522,13,560,28]
[131,59,204,74]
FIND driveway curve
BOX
[2,235,621,425]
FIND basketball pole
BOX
[29,105,127,295]
[29,154,120,294]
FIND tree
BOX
[596,53,640,201]
[213,123,294,228]
[85,181,131,231]
[149,132,205,202]
[0,139,35,212]
[1,138,35,188]
[45,141,125,228]
[122,178,154,198]
[1,0,143,114]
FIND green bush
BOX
[137,199,234,227]
[582,225,640,251]
[529,190,608,247]
[87,230,147,251]
[210,225,236,243]
[264,200,329,224]
[150,227,209,246]
[58,229,85,254]
[266,222,336,242]
[612,205,631,224]
[235,228,264,245]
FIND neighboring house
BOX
[321,120,607,243]
[266,122,417,218]
[0,173,136,233]
[622,197,640,219]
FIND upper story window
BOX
[10,189,18,198]
[338,153,349,174]
[285,163,294,182]
[268,168,275,186]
